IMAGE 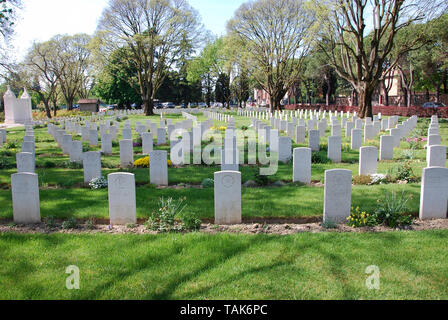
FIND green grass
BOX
[0,230,447,299]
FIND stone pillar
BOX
[83,151,102,183]
[16,152,35,173]
[380,135,394,160]
[149,150,168,186]
[214,171,242,224]
[427,145,447,168]
[11,172,40,224]
[328,136,341,163]
[21,141,35,157]
[419,167,448,220]
[323,169,352,223]
[293,147,311,184]
[359,146,378,176]
[108,173,137,225]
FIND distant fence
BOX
[284,104,448,118]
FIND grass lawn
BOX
[0,230,447,299]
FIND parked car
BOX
[162,102,175,108]
[422,102,446,108]
[198,102,207,108]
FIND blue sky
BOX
[12,0,246,60]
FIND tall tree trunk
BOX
[144,99,154,116]
[357,85,374,119]
[435,86,440,103]
[43,101,52,119]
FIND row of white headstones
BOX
[6,112,448,225]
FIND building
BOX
[78,99,100,112]
[3,86,33,124]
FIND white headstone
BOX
[83,151,102,183]
[380,135,394,160]
[16,152,35,173]
[328,135,341,163]
[149,150,168,186]
[427,145,446,168]
[359,146,378,175]
[323,169,352,223]
[108,173,137,225]
[419,167,448,220]
[120,139,134,168]
[11,172,40,224]
[293,148,311,184]
[214,171,241,224]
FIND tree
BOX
[228,0,314,112]
[411,14,448,103]
[215,72,230,105]
[93,47,142,109]
[53,34,92,110]
[23,40,61,118]
[316,0,446,118]
[97,0,203,116]
[0,0,21,80]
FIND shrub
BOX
[321,219,338,229]
[45,215,57,228]
[254,170,269,186]
[146,197,186,232]
[392,161,419,183]
[0,157,12,169]
[401,149,416,160]
[311,151,331,164]
[347,207,375,227]
[134,156,150,168]
[62,218,78,230]
[5,140,19,149]
[201,178,214,188]
[241,125,248,131]
[89,176,108,189]
[370,174,389,185]
[85,217,96,230]
[372,191,414,228]
[353,175,372,185]
[179,211,202,231]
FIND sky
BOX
[11,0,246,60]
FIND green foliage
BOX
[178,211,202,231]
[201,178,214,188]
[61,218,78,230]
[89,177,108,190]
[347,207,375,227]
[353,175,372,185]
[146,197,187,232]
[85,217,96,230]
[44,215,57,229]
[311,151,331,164]
[373,191,414,228]
[390,161,419,182]
[321,219,338,229]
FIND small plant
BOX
[393,161,419,183]
[401,149,416,160]
[5,140,18,149]
[353,175,372,185]
[85,217,97,230]
[179,211,202,231]
[62,218,78,230]
[43,160,56,168]
[45,215,57,228]
[0,158,12,169]
[7,222,17,228]
[372,191,414,228]
[370,174,389,185]
[134,156,150,168]
[241,125,248,131]
[201,178,214,188]
[89,176,108,189]
[311,151,331,164]
[254,170,269,186]
[64,161,83,169]
[347,207,375,227]
[146,197,187,232]
[126,223,136,229]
